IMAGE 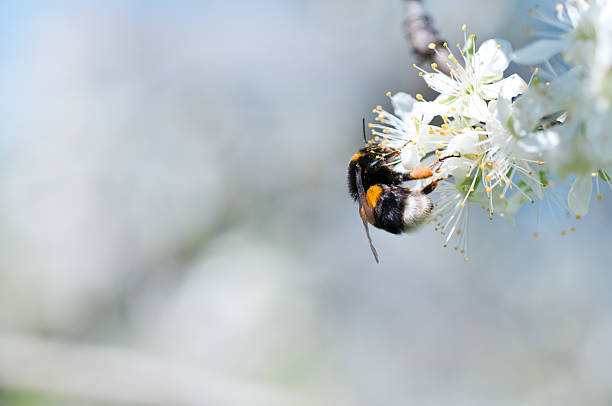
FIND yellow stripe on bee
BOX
[350,152,364,163]
[366,185,383,210]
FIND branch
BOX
[402,0,451,75]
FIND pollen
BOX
[598,194,603,201]
[461,24,467,31]
[556,3,564,12]
[431,63,438,69]
[416,94,424,100]
[386,91,391,96]
[592,172,598,177]
[471,34,475,39]
[428,43,436,50]
[576,215,581,220]
[496,44,501,49]
[537,161,543,165]
[570,227,576,232]
[443,42,447,47]
[376,105,382,111]
[368,123,374,128]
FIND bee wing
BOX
[355,164,379,263]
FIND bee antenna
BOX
[362,118,367,143]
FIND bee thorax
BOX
[402,192,433,231]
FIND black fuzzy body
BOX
[347,145,404,202]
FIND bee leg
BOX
[428,154,461,172]
[420,175,451,195]
[401,166,434,181]
[420,180,440,195]
[400,154,461,181]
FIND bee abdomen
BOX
[402,192,433,232]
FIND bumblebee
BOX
[347,121,458,263]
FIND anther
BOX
[428,43,436,50]
[386,91,391,96]
[416,94,424,101]
[461,24,467,31]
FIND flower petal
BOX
[466,92,491,122]
[391,92,418,118]
[512,39,570,65]
[400,143,420,170]
[415,100,457,118]
[568,175,593,216]
[517,130,560,153]
[475,39,512,79]
[481,74,528,100]
[423,73,460,96]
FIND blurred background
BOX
[0,0,611,405]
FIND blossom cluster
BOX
[368,2,612,257]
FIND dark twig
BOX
[402,0,451,75]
